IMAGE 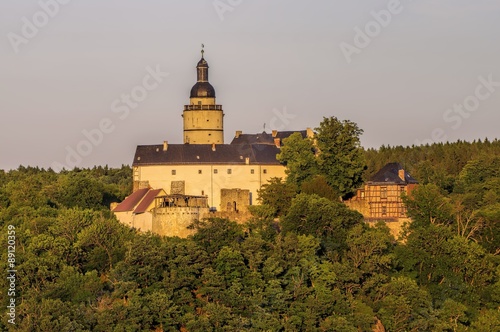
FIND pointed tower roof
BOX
[190,46,216,98]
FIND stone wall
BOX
[213,211,253,224]
[345,199,370,217]
[170,181,185,195]
[365,217,411,240]
[152,207,209,238]
[220,188,250,213]
[133,180,150,192]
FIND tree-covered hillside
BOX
[0,140,499,331]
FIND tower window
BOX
[171,170,176,175]
[214,169,218,174]
[198,170,202,174]
[227,169,232,174]
[263,169,267,174]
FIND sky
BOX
[1,0,499,171]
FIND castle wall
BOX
[114,211,153,233]
[344,199,370,216]
[365,217,411,240]
[220,188,250,213]
[136,164,286,211]
[152,207,210,238]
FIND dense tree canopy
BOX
[277,116,366,199]
[1,138,500,331]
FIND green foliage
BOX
[315,116,366,197]
[300,175,339,201]
[277,132,318,187]
[2,141,500,331]
[403,184,453,227]
[189,218,245,256]
[281,193,363,255]
[257,177,297,217]
[375,277,434,331]
[364,139,500,192]
[346,223,394,274]
[471,309,500,332]
[277,117,366,198]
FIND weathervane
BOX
[201,43,205,58]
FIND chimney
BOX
[398,169,405,181]
[272,130,278,137]
[245,157,250,165]
[235,130,242,138]
[212,143,216,151]
[274,138,281,148]
[163,141,168,151]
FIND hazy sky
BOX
[1,0,499,170]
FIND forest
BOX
[1,134,500,331]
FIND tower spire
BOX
[196,46,209,83]
[184,48,224,144]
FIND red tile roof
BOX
[113,188,149,212]
[133,189,162,214]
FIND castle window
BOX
[198,170,202,174]
[251,169,255,174]
[382,206,387,216]
[214,169,218,174]
[227,169,232,174]
[263,169,267,174]
[380,187,387,199]
[171,170,176,175]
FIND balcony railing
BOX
[184,105,223,111]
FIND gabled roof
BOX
[113,188,164,214]
[133,143,282,166]
[113,188,149,212]
[230,130,307,145]
[133,189,163,214]
[368,162,418,185]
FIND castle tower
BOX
[182,47,224,144]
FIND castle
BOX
[113,49,417,238]
[113,49,310,236]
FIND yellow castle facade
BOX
[114,50,310,236]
